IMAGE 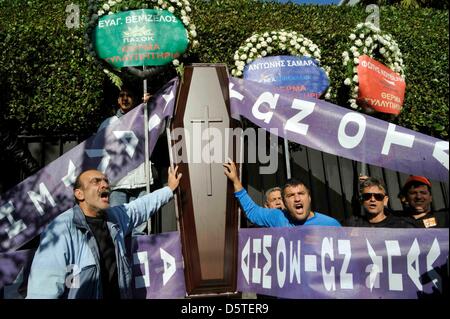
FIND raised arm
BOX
[223,160,243,192]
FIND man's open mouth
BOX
[100,190,110,200]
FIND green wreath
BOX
[85,0,198,85]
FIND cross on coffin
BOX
[190,106,223,196]
[169,64,241,296]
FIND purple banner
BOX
[0,249,34,298]
[229,77,449,182]
[0,78,178,253]
[2,228,448,299]
[0,232,185,298]
[238,226,449,299]
[131,232,186,299]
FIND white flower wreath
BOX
[342,22,405,110]
[96,0,199,67]
[231,30,332,99]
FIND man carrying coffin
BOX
[223,160,340,227]
[26,166,181,299]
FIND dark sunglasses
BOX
[360,193,385,201]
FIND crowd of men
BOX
[7,87,447,299]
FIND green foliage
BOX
[0,0,448,139]
[0,0,106,134]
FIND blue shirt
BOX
[235,188,341,227]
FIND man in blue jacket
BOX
[26,166,182,299]
[223,161,340,227]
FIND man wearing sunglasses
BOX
[345,177,412,228]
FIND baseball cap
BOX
[403,175,432,190]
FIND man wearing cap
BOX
[400,176,449,228]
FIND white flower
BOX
[342,51,349,58]
[349,34,356,40]
[261,50,267,56]
[355,39,363,47]
[97,9,105,15]
[172,59,180,66]
[353,57,359,64]
[237,65,244,71]
[102,3,110,10]
[353,75,359,83]
[344,78,352,85]
[379,47,386,54]
[325,92,331,100]
[168,6,175,13]
[359,33,365,39]
[192,40,199,48]
[240,54,247,60]
[190,30,197,37]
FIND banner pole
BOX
[143,66,151,234]
[284,133,291,180]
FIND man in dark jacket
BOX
[345,177,412,228]
[400,175,449,228]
